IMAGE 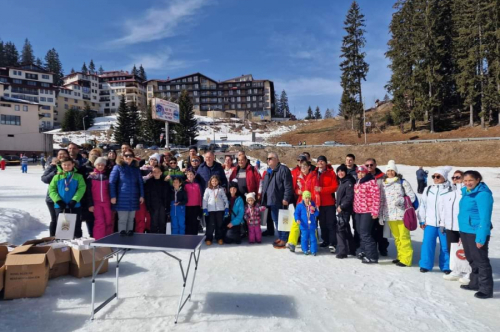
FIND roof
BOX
[9,63,54,75]
[150,72,217,85]
[222,74,254,82]
[1,96,40,106]
[62,71,99,79]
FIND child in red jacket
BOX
[86,157,113,240]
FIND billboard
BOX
[152,98,180,123]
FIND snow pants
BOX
[185,206,201,235]
[300,226,318,254]
[171,203,186,235]
[134,203,151,233]
[205,211,225,242]
[388,220,413,266]
[47,200,58,237]
[419,225,450,271]
[287,220,301,246]
[460,232,493,295]
[93,202,114,240]
[355,213,378,261]
[318,205,337,246]
[336,211,355,256]
[248,224,262,243]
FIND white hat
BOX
[433,166,453,180]
[245,192,256,202]
[386,160,398,174]
[149,153,161,164]
[94,157,108,165]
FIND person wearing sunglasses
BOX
[109,149,145,236]
[163,157,185,185]
[439,170,469,282]
[182,145,204,170]
[418,166,452,274]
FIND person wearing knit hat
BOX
[87,155,113,240]
[94,157,108,166]
[335,164,356,259]
[385,160,398,174]
[246,192,256,202]
[244,192,266,243]
[294,190,319,255]
[418,166,452,274]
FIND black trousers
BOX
[352,212,360,249]
[47,200,57,237]
[336,211,355,256]
[150,206,167,234]
[206,211,225,241]
[54,207,82,238]
[417,180,427,194]
[224,224,242,244]
[355,213,378,261]
[460,232,493,295]
[318,205,337,246]
[445,229,461,253]
[266,205,275,234]
[373,219,389,254]
[185,206,201,235]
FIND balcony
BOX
[11,94,39,103]
[11,87,38,95]
[99,91,110,96]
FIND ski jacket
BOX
[458,182,493,245]
[229,161,261,194]
[229,196,245,226]
[49,171,86,208]
[438,183,463,231]
[418,181,451,227]
[261,163,294,207]
[244,203,266,226]
[197,161,228,193]
[109,160,145,211]
[293,170,319,205]
[173,186,188,205]
[353,174,380,217]
[203,186,229,212]
[185,181,202,207]
[416,169,427,181]
[312,165,338,207]
[336,175,355,214]
[294,201,319,230]
[86,169,110,207]
[42,163,62,202]
[380,176,416,222]
[145,177,171,212]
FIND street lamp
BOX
[83,115,88,146]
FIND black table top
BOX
[91,233,205,251]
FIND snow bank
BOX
[87,115,117,131]
[0,208,46,244]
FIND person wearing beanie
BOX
[313,155,339,253]
[418,166,452,273]
[353,165,380,264]
[335,164,356,259]
[293,191,320,255]
[223,182,245,244]
[243,191,266,243]
[380,160,417,267]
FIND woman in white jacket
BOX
[418,166,452,274]
[203,175,229,245]
[380,160,417,267]
[439,170,469,282]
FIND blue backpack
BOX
[400,179,419,210]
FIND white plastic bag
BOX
[278,204,295,232]
[55,212,77,240]
[450,242,472,274]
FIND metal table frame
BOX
[89,236,204,324]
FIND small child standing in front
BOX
[203,175,229,245]
[86,157,113,240]
[294,191,319,255]
[171,177,187,234]
[244,192,266,244]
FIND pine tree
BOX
[114,95,131,144]
[131,64,138,76]
[324,108,333,118]
[70,68,75,74]
[140,102,163,146]
[98,65,104,75]
[128,102,140,145]
[314,106,322,119]
[139,64,146,80]
[0,41,5,67]
[20,38,35,64]
[81,104,95,129]
[273,91,282,117]
[44,48,64,85]
[3,42,19,66]
[35,57,43,67]
[305,106,313,120]
[89,60,96,74]
[279,90,289,117]
[383,94,390,103]
[61,108,79,131]
[173,90,198,146]
[81,62,88,73]
[339,1,369,132]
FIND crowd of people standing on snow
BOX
[39,143,495,299]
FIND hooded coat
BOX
[109,159,144,211]
[458,182,493,245]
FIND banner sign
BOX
[152,98,180,123]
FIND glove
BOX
[440,226,445,234]
[203,209,209,217]
[68,200,77,209]
[379,219,384,226]
[56,200,66,209]
[224,208,229,218]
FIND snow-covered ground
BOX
[0,165,499,332]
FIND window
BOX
[182,85,186,89]
[253,103,257,108]
[194,84,199,89]
[237,104,241,109]
[167,92,171,97]
[195,98,200,103]
[148,86,153,91]
[74,99,78,103]
[13,79,23,84]
[15,105,20,111]
[0,103,11,107]
[112,103,115,106]
[64,97,68,102]
[42,113,51,118]
[237,97,241,102]
[188,77,192,82]
[176,85,180,90]
[64,104,69,109]
[182,78,186,82]
[41,83,50,87]
[40,97,46,102]
[1,114,21,125]
[25,73,38,80]
[194,76,198,81]
[27,81,37,86]
[166,86,170,90]
[253,96,257,101]
[193,91,198,96]
[47,98,54,102]
[23,105,28,112]
[231,104,235,109]
[229,90,233,96]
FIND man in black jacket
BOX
[345,154,358,180]
[197,151,228,193]
[335,164,356,258]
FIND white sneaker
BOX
[459,273,470,285]
[443,271,461,281]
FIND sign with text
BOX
[152,98,180,123]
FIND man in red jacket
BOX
[314,155,339,253]
[229,154,261,195]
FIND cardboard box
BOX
[70,247,112,278]
[23,237,71,279]
[0,245,8,292]
[4,245,56,299]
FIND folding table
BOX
[89,233,204,323]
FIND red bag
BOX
[403,195,418,231]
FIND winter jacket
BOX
[182,155,204,169]
[416,169,427,181]
[49,171,87,208]
[229,161,261,194]
[346,164,358,181]
[173,186,188,205]
[312,165,338,207]
[21,156,29,165]
[109,160,145,211]
[438,183,463,231]
[73,154,88,176]
[42,163,62,203]
[197,161,228,194]
[293,171,319,205]
[261,163,294,207]
[145,177,171,212]
[185,181,202,207]
[229,196,245,226]
[353,174,380,216]
[203,186,229,212]
[86,169,111,207]
[380,176,416,222]
[336,175,355,214]
[294,201,319,230]
[244,203,266,226]
[164,167,186,185]
[418,181,452,227]
[140,164,154,182]
[458,182,494,245]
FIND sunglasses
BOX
[169,161,177,164]
[452,176,462,180]
[192,159,200,163]
[365,164,374,167]
[267,157,274,161]
[124,154,134,157]
[432,175,441,179]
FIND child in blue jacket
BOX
[294,191,319,255]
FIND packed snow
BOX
[0,165,499,332]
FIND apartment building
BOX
[0,64,57,130]
[98,70,147,114]
[147,73,274,120]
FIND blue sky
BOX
[2,0,395,118]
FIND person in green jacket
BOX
[49,157,87,238]
[164,157,186,185]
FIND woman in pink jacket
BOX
[184,169,202,235]
[86,157,113,240]
[353,165,381,264]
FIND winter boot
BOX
[474,292,493,299]
[443,270,461,281]
[329,245,336,253]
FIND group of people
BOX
[40,143,495,299]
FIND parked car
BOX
[147,145,159,150]
[199,145,209,151]
[276,142,292,147]
[1,155,21,166]
[219,144,229,152]
[231,143,242,148]
[209,144,220,151]
[249,144,265,150]
[109,144,121,151]
[323,141,339,146]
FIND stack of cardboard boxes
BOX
[0,238,111,300]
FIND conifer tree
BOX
[44,48,64,85]
[81,104,95,129]
[61,108,79,131]
[273,91,282,117]
[89,60,96,74]
[140,102,163,146]
[0,41,5,67]
[314,106,322,119]
[324,108,333,119]
[3,42,19,66]
[173,90,198,146]
[71,68,75,74]
[98,65,104,75]
[114,95,130,144]
[20,38,35,64]
[139,64,147,80]
[128,102,140,145]
[131,64,138,76]
[81,62,88,73]
[305,106,313,120]
[35,57,43,67]
[279,90,289,117]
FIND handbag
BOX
[399,179,418,231]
